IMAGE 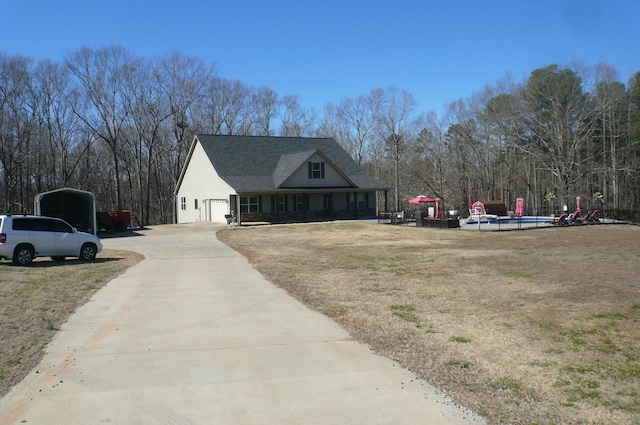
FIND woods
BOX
[1,46,639,226]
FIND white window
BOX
[294,194,305,211]
[181,197,186,210]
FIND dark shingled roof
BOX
[195,134,390,192]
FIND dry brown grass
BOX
[219,222,640,425]
[0,249,143,398]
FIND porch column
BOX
[353,191,358,219]
[236,193,241,226]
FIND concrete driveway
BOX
[0,222,484,424]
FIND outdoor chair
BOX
[550,213,568,225]
[567,210,582,223]
[587,210,600,223]
[575,210,591,224]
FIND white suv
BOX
[0,215,103,265]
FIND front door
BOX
[324,194,333,218]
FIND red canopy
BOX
[408,196,440,219]
[408,195,437,204]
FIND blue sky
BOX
[2,0,638,114]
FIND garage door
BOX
[206,199,229,223]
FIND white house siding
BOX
[177,141,235,224]
[282,153,353,189]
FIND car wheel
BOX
[51,256,66,261]
[13,244,34,265]
[80,243,97,261]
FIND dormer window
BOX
[308,161,325,179]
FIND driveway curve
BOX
[0,222,484,424]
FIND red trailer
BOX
[97,210,131,232]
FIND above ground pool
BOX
[465,216,552,225]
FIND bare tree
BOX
[65,46,138,211]
[198,77,256,135]
[373,86,418,211]
[0,54,36,212]
[155,51,212,221]
[590,63,627,211]
[478,88,527,209]
[31,59,87,188]
[252,86,279,136]
[279,95,317,137]
[336,94,376,165]
[218,78,253,135]
[124,57,171,226]
[408,111,450,202]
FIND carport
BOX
[34,188,97,235]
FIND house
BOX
[175,135,391,225]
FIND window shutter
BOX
[271,195,275,212]
[284,195,289,212]
[258,196,263,212]
[321,162,325,179]
[308,162,312,179]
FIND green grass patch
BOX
[589,311,627,320]
[391,304,419,323]
[491,377,524,396]
[617,365,640,379]
[446,359,471,369]
[556,374,602,403]
[450,336,472,343]
[537,321,557,331]
[562,327,599,345]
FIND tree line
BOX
[1,46,639,226]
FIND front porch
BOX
[232,191,385,224]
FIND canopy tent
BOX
[408,195,437,204]
[408,195,440,219]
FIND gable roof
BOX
[272,150,316,188]
[187,134,390,193]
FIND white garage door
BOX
[206,199,229,223]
